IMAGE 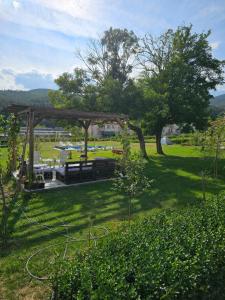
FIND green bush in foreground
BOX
[52,194,225,300]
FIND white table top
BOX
[34,164,48,168]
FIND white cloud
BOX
[0,19,79,52]
[216,84,225,93]
[0,69,58,90]
[0,0,171,43]
[210,41,220,50]
[0,69,25,90]
[0,0,106,39]
[0,32,82,78]
[33,0,101,23]
[12,0,20,10]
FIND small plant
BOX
[113,131,152,225]
[6,114,20,175]
[201,116,225,178]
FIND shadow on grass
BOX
[3,155,225,255]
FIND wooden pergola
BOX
[6,104,127,184]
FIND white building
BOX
[20,127,72,138]
[88,123,123,138]
[162,124,180,136]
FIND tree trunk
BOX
[84,126,88,161]
[127,122,148,159]
[156,127,164,155]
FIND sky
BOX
[0,0,225,94]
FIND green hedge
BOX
[52,194,225,299]
[169,134,192,145]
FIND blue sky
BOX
[0,0,225,94]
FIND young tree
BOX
[113,132,152,225]
[139,25,225,154]
[201,116,225,178]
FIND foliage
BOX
[0,114,20,174]
[113,152,152,199]
[113,130,152,223]
[201,116,225,177]
[114,152,152,208]
[6,114,20,174]
[0,115,7,133]
[163,132,204,146]
[0,115,20,248]
[52,193,225,300]
[77,27,148,158]
[139,25,225,154]
[189,131,204,146]
[79,27,139,84]
[49,68,99,112]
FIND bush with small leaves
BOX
[52,193,225,300]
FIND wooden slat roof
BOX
[6,105,127,122]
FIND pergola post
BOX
[11,115,18,172]
[17,112,29,190]
[83,120,91,160]
[28,110,35,186]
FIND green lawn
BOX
[0,142,225,299]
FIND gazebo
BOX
[6,104,127,188]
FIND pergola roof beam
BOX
[6,105,127,122]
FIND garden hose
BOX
[14,199,109,282]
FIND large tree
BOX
[49,68,99,112]
[78,27,148,159]
[139,25,224,154]
[49,68,102,158]
[78,27,139,84]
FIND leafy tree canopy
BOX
[139,25,225,154]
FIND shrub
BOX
[52,194,225,299]
[169,133,192,145]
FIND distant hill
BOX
[211,94,225,108]
[210,94,225,116]
[0,89,51,111]
[1,89,225,116]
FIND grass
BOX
[0,141,225,299]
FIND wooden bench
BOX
[56,158,116,184]
[112,149,124,155]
